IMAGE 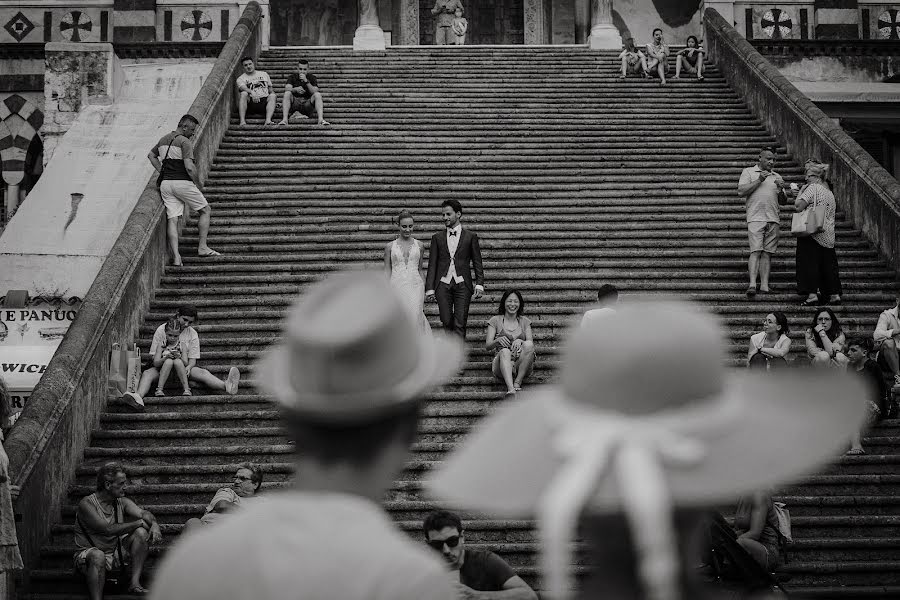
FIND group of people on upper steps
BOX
[620,29,705,84]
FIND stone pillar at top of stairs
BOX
[354,0,386,50]
[588,0,622,49]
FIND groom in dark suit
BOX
[425,199,484,338]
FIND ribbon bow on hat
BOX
[428,300,867,600]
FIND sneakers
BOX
[225,367,241,395]
[120,392,145,412]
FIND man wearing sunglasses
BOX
[183,464,263,533]
[424,510,537,599]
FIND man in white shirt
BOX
[236,57,276,126]
[150,272,463,600]
[874,296,900,389]
[738,147,787,298]
[581,284,618,328]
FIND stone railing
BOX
[751,39,900,57]
[4,0,263,577]
[704,7,900,268]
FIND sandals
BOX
[182,389,193,396]
[154,389,164,397]
[800,298,819,307]
[746,286,757,298]
[845,448,866,455]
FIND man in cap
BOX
[150,271,464,600]
[429,300,866,599]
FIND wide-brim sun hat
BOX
[255,270,464,424]
[428,300,866,599]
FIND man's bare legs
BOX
[196,206,220,257]
[758,252,772,292]
[167,217,182,266]
[238,91,250,126]
[279,90,293,124]
[238,92,276,126]
[748,250,761,295]
[83,549,107,600]
[128,527,151,592]
[310,91,329,126]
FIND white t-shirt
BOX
[149,324,200,360]
[150,491,457,600]
[200,488,259,525]
[237,71,273,99]
[581,306,615,328]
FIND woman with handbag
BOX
[747,312,792,370]
[793,161,841,306]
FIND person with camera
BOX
[74,463,162,598]
[432,0,464,45]
[738,147,789,298]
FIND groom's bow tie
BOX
[448,230,457,237]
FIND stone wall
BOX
[705,7,900,269]
[4,0,263,578]
[42,42,123,165]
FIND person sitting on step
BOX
[619,38,647,79]
[184,464,264,533]
[747,312,791,370]
[121,304,240,411]
[278,58,330,126]
[236,56,276,126]
[805,307,848,369]
[423,510,537,600]
[74,462,162,598]
[674,35,704,80]
[644,27,670,85]
[153,317,192,397]
[873,294,900,389]
[486,290,535,396]
[733,491,782,572]
[845,337,887,455]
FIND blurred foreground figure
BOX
[151,271,464,600]
[429,300,866,600]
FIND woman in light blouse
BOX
[805,307,848,368]
[794,160,841,306]
[747,312,791,370]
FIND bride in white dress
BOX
[384,210,431,334]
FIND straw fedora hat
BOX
[255,270,464,424]
[428,300,866,599]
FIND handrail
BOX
[704,7,900,267]
[5,1,263,574]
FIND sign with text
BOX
[0,301,80,347]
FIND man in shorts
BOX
[148,114,219,266]
[120,304,240,411]
[184,464,263,533]
[74,463,162,598]
[236,56,276,126]
[739,146,787,297]
[278,58,329,126]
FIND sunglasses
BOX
[427,536,460,551]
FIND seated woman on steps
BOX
[805,307,848,369]
[486,290,535,396]
[618,38,647,79]
[674,35,704,80]
[154,318,192,396]
[747,312,791,370]
[733,491,782,571]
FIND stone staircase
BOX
[21,46,900,599]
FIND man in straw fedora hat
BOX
[150,271,465,600]
[428,300,867,600]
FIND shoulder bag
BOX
[75,499,129,592]
[156,134,182,188]
[791,188,826,237]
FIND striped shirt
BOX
[151,132,194,182]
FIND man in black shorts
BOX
[278,58,329,126]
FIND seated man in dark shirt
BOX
[278,58,329,126]
[846,336,888,455]
[423,510,537,599]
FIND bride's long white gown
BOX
[389,239,431,335]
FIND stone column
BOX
[354,0,386,50]
[524,0,546,44]
[397,0,420,45]
[588,0,621,49]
